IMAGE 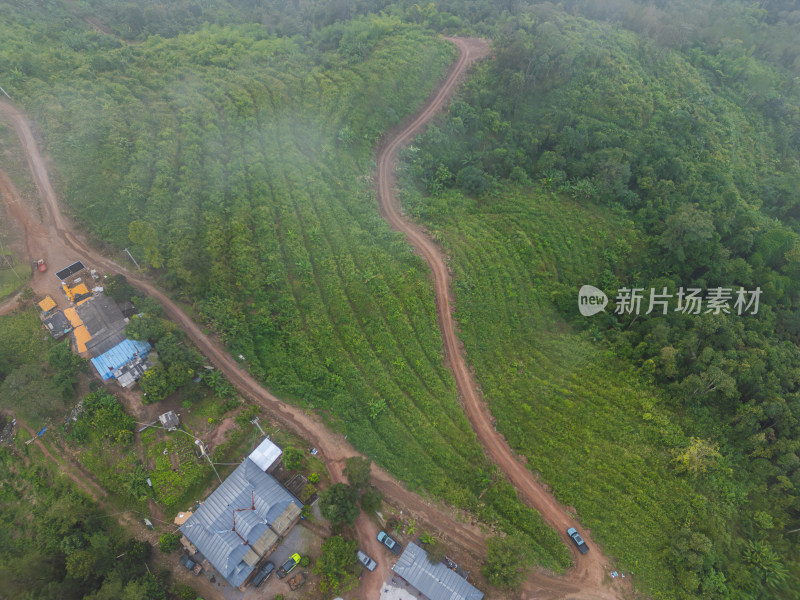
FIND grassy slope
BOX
[399,179,737,596]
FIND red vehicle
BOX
[36,259,47,272]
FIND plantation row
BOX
[1,7,568,568]
[398,178,746,594]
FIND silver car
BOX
[357,550,377,571]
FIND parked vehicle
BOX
[277,553,302,578]
[252,561,275,587]
[567,527,589,554]
[357,550,377,571]
[377,531,402,555]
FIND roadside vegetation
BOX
[0,448,173,600]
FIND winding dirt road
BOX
[0,36,629,599]
[375,37,629,599]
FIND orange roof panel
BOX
[38,296,56,313]
[73,325,92,353]
[70,283,90,297]
[63,307,83,328]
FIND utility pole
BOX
[251,417,266,437]
[123,248,140,270]
[0,86,10,99]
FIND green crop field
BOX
[401,5,800,598]
[0,3,568,568]
[399,180,715,594]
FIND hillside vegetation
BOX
[0,1,568,568]
[3,1,800,597]
[404,5,800,600]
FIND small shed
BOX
[38,296,57,315]
[249,438,282,472]
[43,311,71,340]
[159,411,180,431]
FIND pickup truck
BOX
[277,553,302,578]
[567,527,589,554]
[377,531,402,555]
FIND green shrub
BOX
[158,532,182,554]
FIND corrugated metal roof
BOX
[90,339,151,380]
[271,502,301,536]
[180,458,303,588]
[393,543,484,600]
[242,529,279,566]
[249,438,282,471]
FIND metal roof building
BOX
[392,542,484,600]
[249,438,282,471]
[179,458,303,588]
[91,339,151,380]
[76,294,128,356]
[159,410,180,431]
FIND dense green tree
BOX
[282,447,307,471]
[344,456,372,489]
[157,532,182,554]
[360,486,382,514]
[319,484,359,526]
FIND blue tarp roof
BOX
[91,339,151,380]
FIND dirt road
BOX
[0,97,485,600]
[375,37,628,599]
[1,36,628,598]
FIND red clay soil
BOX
[0,37,630,599]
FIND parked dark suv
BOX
[252,561,275,587]
[567,527,589,554]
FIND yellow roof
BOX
[173,511,193,526]
[38,296,56,313]
[63,307,83,328]
[73,325,92,353]
[70,283,90,297]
